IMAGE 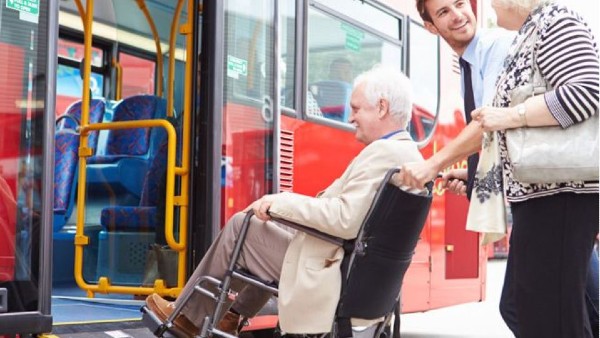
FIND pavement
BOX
[50,260,512,338]
[401,259,513,337]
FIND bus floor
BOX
[48,285,264,337]
[51,282,146,335]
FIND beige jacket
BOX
[268,131,423,333]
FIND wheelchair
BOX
[142,168,433,338]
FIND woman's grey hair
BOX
[353,65,413,129]
[493,0,548,13]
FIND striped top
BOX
[492,2,599,202]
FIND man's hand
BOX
[441,168,468,196]
[394,160,440,189]
[244,195,275,221]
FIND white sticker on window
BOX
[227,55,248,79]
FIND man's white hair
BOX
[353,64,413,129]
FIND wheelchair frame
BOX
[142,168,432,338]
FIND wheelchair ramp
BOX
[51,326,154,338]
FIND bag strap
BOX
[493,25,539,97]
[528,23,553,95]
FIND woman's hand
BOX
[471,106,522,132]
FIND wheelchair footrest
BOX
[140,305,179,338]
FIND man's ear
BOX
[378,99,390,118]
[424,21,439,35]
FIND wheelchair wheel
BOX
[379,325,392,338]
[248,328,277,338]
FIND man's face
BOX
[349,83,382,145]
[330,62,353,82]
[423,0,476,52]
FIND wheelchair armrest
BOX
[268,215,345,247]
[263,169,432,249]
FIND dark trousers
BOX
[585,247,599,336]
[501,242,599,337]
[499,192,598,338]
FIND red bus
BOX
[0,0,491,335]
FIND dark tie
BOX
[459,57,479,201]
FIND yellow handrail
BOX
[135,0,164,97]
[73,0,86,32]
[247,23,262,91]
[73,0,94,297]
[112,58,122,100]
[73,119,182,298]
[167,0,185,117]
[171,0,195,289]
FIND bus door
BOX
[0,0,56,334]
[192,0,277,261]
[220,0,277,226]
[54,0,196,301]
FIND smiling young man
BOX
[406,0,513,197]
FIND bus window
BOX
[315,0,400,40]
[58,38,103,67]
[56,39,105,116]
[306,4,402,124]
[119,52,156,97]
[226,2,274,102]
[408,20,439,142]
[56,65,104,116]
[280,0,296,110]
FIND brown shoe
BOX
[217,311,240,335]
[145,293,199,337]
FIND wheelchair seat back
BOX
[337,169,433,320]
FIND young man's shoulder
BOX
[478,28,515,49]
[475,28,515,64]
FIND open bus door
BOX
[59,0,196,300]
[46,0,198,330]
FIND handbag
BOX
[505,25,599,184]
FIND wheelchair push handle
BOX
[389,168,434,196]
[435,172,468,185]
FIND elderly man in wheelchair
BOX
[142,65,432,338]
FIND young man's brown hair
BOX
[415,0,433,23]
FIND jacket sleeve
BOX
[537,13,599,127]
[268,140,422,239]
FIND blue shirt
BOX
[461,29,515,109]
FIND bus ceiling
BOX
[58,0,191,57]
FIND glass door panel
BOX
[0,0,53,333]
[221,0,275,225]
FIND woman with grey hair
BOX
[470,0,599,337]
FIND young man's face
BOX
[423,0,477,53]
